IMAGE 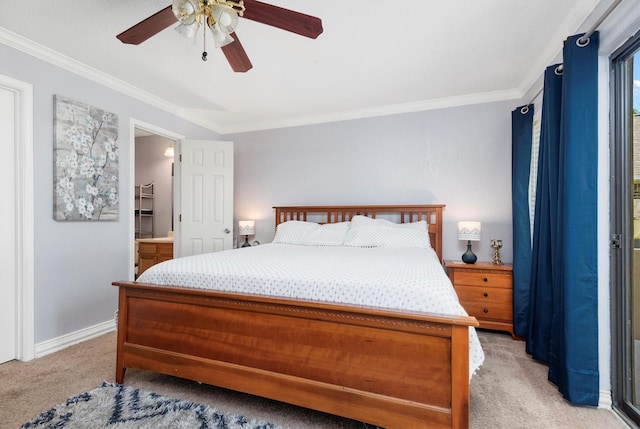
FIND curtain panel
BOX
[511,105,534,338]
[527,64,563,363]
[513,32,600,406]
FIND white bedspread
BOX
[138,243,484,376]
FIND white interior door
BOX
[0,86,16,363]
[177,140,233,257]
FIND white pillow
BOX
[343,215,431,248]
[273,221,351,246]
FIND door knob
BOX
[224,228,230,234]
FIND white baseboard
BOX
[599,389,613,409]
[34,319,115,358]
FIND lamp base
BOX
[461,241,477,264]
[241,235,251,247]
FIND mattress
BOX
[138,243,484,376]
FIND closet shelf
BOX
[135,183,154,238]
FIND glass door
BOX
[634,51,640,410]
[612,31,640,426]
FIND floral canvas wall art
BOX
[54,95,119,221]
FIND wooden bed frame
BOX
[113,204,478,429]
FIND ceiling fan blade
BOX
[221,33,253,72]
[117,6,177,45]
[242,0,323,39]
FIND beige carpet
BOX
[0,330,630,429]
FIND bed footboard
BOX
[114,281,478,429]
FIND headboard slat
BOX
[274,205,445,261]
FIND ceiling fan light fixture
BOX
[118,0,319,71]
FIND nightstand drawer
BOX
[460,301,512,322]
[455,285,513,321]
[455,284,512,303]
[454,271,512,288]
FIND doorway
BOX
[0,74,34,363]
[134,129,177,277]
[611,29,640,426]
[0,84,17,364]
[130,121,183,280]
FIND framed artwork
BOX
[53,95,119,221]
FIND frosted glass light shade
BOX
[175,22,200,42]
[458,221,481,241]
[212,4,239,33]
[239,220,255,236]
[210,23,235,48]
[172,0,199,25]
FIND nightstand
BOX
[444,260,515,338]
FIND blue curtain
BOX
[511,105,533,338]
[526,64,563,362]
[519,32,600,405]
[551,32,600,405]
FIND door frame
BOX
[610,29,640,426]
[0,73,34,361]
[129,119,184,280]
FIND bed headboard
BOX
[273,205,445,261]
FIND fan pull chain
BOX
[202,25,208,61]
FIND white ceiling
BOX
[0,0,609,134]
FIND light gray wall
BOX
[135,136,174,238]
[1,40,518,344]
[1,44,221,343]
[227,100,518,263]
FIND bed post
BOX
[115,288,127,383]
[450,324,471,428]
[431,205,443,261]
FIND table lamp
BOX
[238,220,255,248]
[458,221,481,264]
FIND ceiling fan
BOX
[116,0,323,73]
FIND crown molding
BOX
[0,26,222,134]
[220,88,522,135]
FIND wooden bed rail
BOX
[114,281,477,428]
[274,204,445,261]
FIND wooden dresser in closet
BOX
[137,238,173,276]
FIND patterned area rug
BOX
[19,382,283,429]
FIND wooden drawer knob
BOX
[483,292,489,297]
[483,308,489,313]
[483,277,488,282]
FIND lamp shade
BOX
[172,0,199,25]
[458,221,481,241]
[238,220,255,236]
